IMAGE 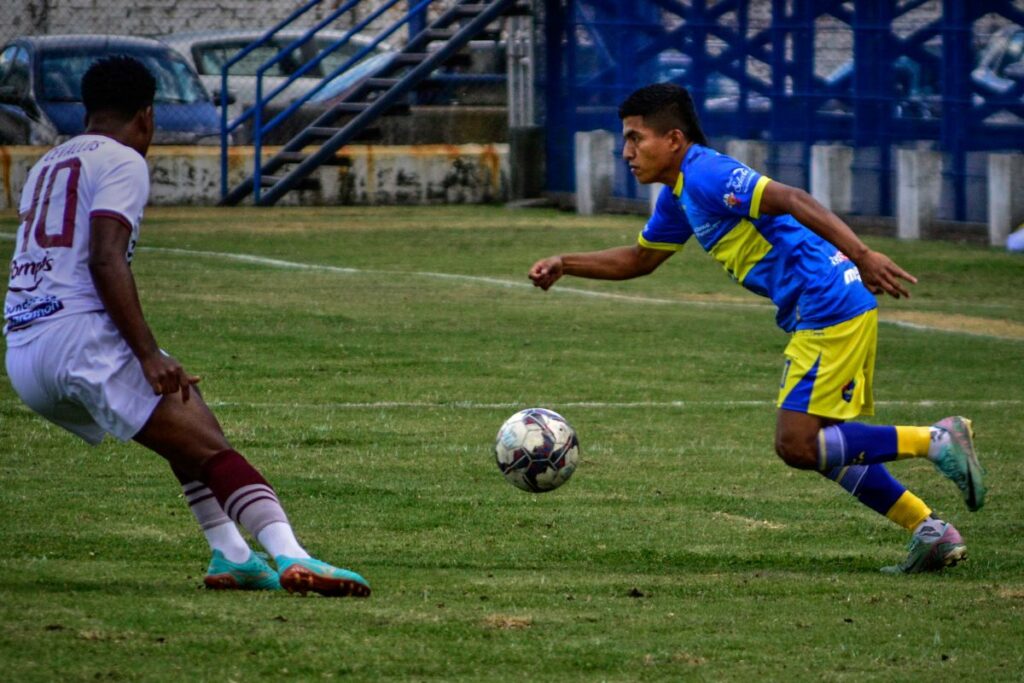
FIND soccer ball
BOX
[494,408,580,492]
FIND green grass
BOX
[1,205,1023,681]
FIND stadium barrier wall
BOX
[573,130,614,216]
[897,148,942,241]
[0,144,508,209]
[569,138,1022,245]
[810,145,854,216]
[987,154,1024,248]
[724,141,769,176]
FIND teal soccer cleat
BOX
[204,550,282,590]
[276,556,371,597]
[931,416,986,511]
[881,521,967,574]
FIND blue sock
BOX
[822,464,932,530]
[818,423,898,470]
[824,464,903,514]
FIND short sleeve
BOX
[688,154,771,220]
[638,184,692,251]
[90,151,149,231]
[19,165,41,217]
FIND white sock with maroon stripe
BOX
[204,521,253,563]
[257,522,310,559]
[201,449,311,560]
[174,470,252,563]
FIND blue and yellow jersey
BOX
[641,144,877,332]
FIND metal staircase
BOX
[221,0,530,207]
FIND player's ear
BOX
[668,128,686,150]
[130,105,156,156]
[139,105,155,136]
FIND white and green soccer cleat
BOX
[881,521,967,574]
[204,550,282,591]
[276,556,371,598]
[931,416,987,511]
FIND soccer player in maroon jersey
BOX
[5,56,369,596]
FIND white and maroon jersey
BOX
[4,135,149,342]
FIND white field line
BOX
[207,399,1024,410]
[138,246,1024,338]
[2,234,1018,339]
[146,246,764,310]
[882,318,1013,340]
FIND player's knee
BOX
[774,430,818,470]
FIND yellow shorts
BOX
[777,309,877,420]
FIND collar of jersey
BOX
[673,144,708,197]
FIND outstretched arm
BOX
[759,181,917,298]
[89,216,200,400]
[529,244,674,290]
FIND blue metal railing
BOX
[543,0,1024,222]
[250,0,426,202]
[218,0,321,199]
[219,0,440,202]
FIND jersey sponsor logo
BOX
[722,192,741,209]
[4,295,64,330]
[726,166,754,193]
[829,250,850,266]
[693,218,725,240]
[843,267,862,285]
[9,254,54,292]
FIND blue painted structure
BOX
[219,0,518,206]
[542,0,1024,221]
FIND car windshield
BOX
[40,48,208,104]
[316,37,377,74]
[194,40,308,78]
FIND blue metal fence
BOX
[542,0,1024,221]
[219,0,435,203]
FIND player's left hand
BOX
[855,249,917,299]
[141,352,202,402]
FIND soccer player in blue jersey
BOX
[528,83,986,573]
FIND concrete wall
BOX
[1,1,462,45]
[7,0,1011,85]
[0,143,508,209]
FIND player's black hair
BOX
[81,55,156,121]
[618,83,708,146]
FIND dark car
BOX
[0,34,222,145]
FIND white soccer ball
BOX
[494,408,579,493]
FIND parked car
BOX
[163,29,512,143]
[0,34,221,146]
[161,30,394,134]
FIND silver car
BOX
[161,29,394,142]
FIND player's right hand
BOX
[141,352,201,402]
[855,249,917,299]
[528,256,564,291]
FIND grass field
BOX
[1,205,1023,681]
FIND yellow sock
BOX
[895,426,931,459]
[886,490,932,530]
